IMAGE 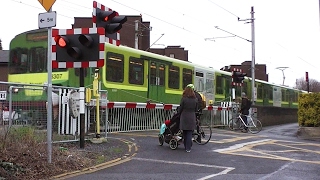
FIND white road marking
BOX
[132,157,234,180]
[213,139,272,153]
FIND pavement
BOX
[297,126,320,141]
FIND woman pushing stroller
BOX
[179,84,198,153]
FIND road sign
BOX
[0,91,6,100]
[38,11,56,29]
[38,0,56,12]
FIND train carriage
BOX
[7,29,305,108]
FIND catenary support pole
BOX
[135,20,139,49]
[251,6,256,105]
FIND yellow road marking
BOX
[217,139,320,165]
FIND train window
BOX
[106,52,124,83]
[150,62,156,85]
[129,57,144,85]
[29,47,47,73]
[206,72,214,93]
[281,89,286,101]
[9,48,28,74]
[257,85,263,99]
[269,86,273,100]
[196,72,203,77]
[168,65,179,89]
[216,76,223,94]
[294,92,298,102]
[159,64,165,86]
[183,68,192,89]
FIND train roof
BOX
[107,43,221,72]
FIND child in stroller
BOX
[158,111,183,150]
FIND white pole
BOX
[46,8,53,163]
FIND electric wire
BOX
[8,0,318,83]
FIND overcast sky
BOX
[1,0,320,87]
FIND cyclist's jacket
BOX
[241,97,252,115]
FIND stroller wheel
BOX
[158,134,164,146]
[169,139,178,150]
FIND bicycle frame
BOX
[237,114,257,128]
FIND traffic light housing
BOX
[93,1,127,43]
[232,69,247,86]
[52,28,105,69]
[95,9,127,34]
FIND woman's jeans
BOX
[183,130,193,151]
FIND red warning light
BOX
[54,36,68,48]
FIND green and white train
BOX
[8,29,304,108]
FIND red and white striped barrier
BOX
[205,106,231,111]
[106,102,179,110]
[96,102,231,111]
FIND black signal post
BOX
[52,27,105,148]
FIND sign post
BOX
[38,0,56,164]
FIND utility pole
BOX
[276,67,288,85]
[135,20,139,49]
[251,6,256,104]
[238,6,256,104]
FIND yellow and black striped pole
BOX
[93,69,100,138]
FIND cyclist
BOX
[187,84,205,142]
[240,92,252,133]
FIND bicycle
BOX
[192,111,212,145]
[228,113,262,134]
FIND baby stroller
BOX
[158,111,182,150]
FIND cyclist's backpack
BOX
[199,93,206,109]
[195,91,205,109]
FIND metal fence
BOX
[0,81,232,141]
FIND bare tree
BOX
[0,39,2,50]
[295,77,320,92]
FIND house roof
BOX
[0,50,9,63]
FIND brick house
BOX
[220,61,268,81]
[0,50,9,82]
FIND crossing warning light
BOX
[51,28,105,69]
[232,69,246,86]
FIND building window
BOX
[169,54,174,58]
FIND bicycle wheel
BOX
[194,125,212,145]
[247,118,262,134]
[228,118,241,130]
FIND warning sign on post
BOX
[0,91,7,100]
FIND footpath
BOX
[297,126,320,141]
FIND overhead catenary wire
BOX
[8,0,318,82]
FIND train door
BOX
[148,61,166,103]
[205,72,214,104]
